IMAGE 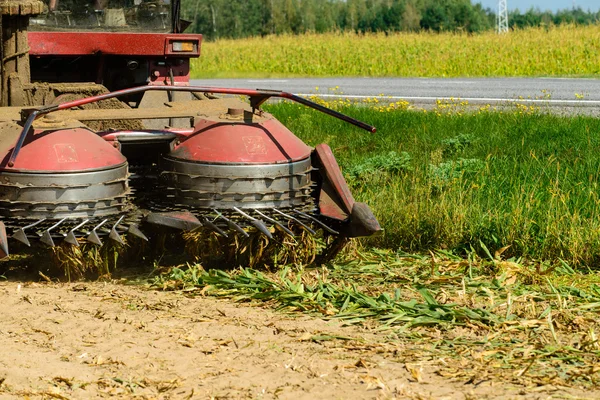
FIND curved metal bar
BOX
[8,85,376,168]
[98,130,179,142]
[212,209,249,238]
[293,210,339,235]
[253,209,295,237]
[200,216,228,238]
[233,207,273,239]
[270,208,316,235]
[9,108,45,167]
[278,92,376,133]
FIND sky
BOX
[477,0,600,12]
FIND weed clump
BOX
[345,151,412,185]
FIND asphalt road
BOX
[191,77,600,109]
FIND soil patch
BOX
[0,281,597,399]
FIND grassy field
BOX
[192,25,600,78]
[263,100,600,269]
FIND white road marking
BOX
[248,80,289,83]
[296,93,600,106]
[538,77,599,81]
[418,80,476,85]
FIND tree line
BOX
[180,0,600,40]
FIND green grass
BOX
[264,101,600,269]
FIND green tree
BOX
[179,0,599,40]
[420,2,448,31]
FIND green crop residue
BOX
[152,248,600,388]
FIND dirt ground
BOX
[0,280,598,400]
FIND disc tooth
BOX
[108,216,125,245]
[226,219,250,238]
[11,218,46,247]
[86,219,106,246]
[212,209,248,238]
[127,224,148,241]
[39,217,68,247]
[201,217,228,238]
[233,207,253,220]
[232,207,272,238]
[108,227,125,245]
[65,219,89,247]
[271,208,316,235]
[64,231,79,246]
[11,228,30,247]
[251,220,273,239]
[40,230,55,247]
[86,230,103,246]
[253,209,295,237]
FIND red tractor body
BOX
[28,32,201,88]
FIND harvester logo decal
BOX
[54,144,79,163]
[242,136,268,155]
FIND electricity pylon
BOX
[498,0,508,33]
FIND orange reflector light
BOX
[172,41,195,52]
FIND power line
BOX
[498,0,508,33]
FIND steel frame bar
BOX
[9,85,376,167]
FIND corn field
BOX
[193,25,600,78]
